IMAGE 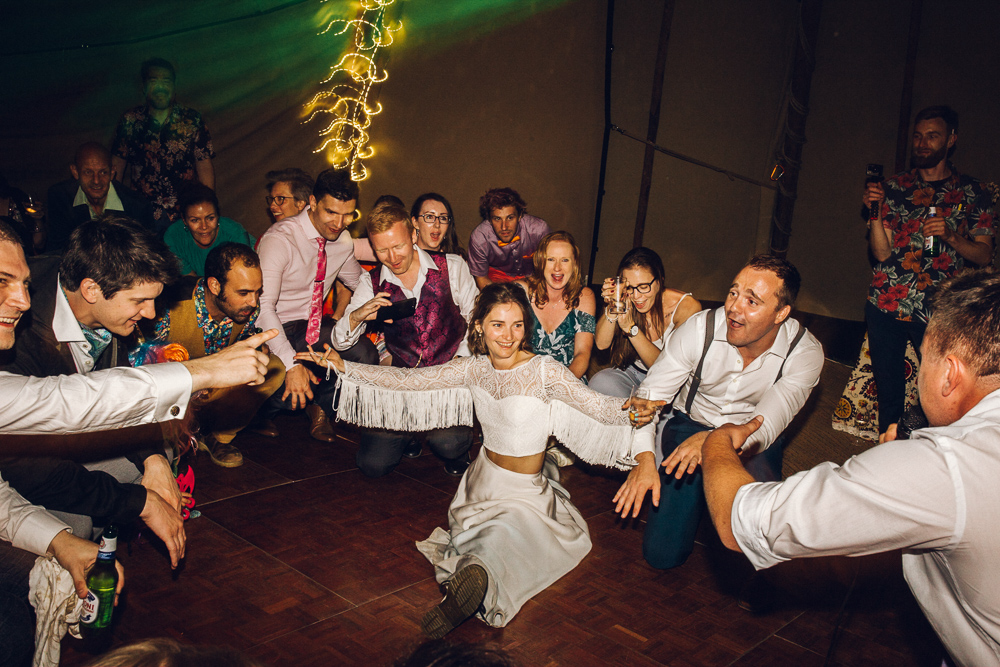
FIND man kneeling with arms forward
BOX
[704,268,1000,667]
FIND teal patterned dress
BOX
[528,308,596,382]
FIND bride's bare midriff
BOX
[485,448,547,474]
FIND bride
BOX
[296,283,663,638]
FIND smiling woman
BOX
[163,184,255,276]
[517,231,596,380]
[591,247,701,402]
[294,282,662,637]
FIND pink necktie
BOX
[305,238,327,345]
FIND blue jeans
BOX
[642,413,785,570]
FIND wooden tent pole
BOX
[587,0,617,284]
[633,0,676,248]
[768,0,823,258]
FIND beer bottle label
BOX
[924,207,937,254]
[80,591,99,624]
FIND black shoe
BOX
[402,439,422,459]
[443,455,470,477]
[421,564,489,639]
[737,573,778,615]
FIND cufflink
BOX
[170,405,180,417]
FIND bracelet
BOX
[605,311,618,324]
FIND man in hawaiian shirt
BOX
[151,242,285,467]
[111,57,215,231]
[863,105,995,433]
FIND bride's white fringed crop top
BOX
[337,355,653,470]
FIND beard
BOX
[911,144,948,170]
[215,291,255,324]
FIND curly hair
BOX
[467,283,534,356]
[478,187,526,221]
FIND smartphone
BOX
[375,297,417,323]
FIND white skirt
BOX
[416,450,592,627]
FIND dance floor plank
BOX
[57,360,946,666]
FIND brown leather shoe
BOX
[246,419,279,438]
[306,405,335,442]
[197,436,244,468]
[421,564,488,639]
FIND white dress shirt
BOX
[0,475,70,556]
[333,247,479,358]
[52,277,101,373]
[639,307,824,451]
[257,206,365,368]
[731,388,1000,667]
[0,363,193,552]
[72,182,125,219]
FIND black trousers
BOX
[864,302,926,433]
[263,318,378,418]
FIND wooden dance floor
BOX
[59,360,945,666]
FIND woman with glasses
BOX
[411,193,467,259]
[264,168,312,223]
[591,247,700,400]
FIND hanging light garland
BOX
[304,0,400,181]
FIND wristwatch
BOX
[626,324,639,338]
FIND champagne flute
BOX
[629,386,651,429]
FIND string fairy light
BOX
[305,0,400,181]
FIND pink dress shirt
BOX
[257,206,364,369]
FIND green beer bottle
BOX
[80,525,119,639]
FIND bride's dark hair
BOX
[467,283,534,356]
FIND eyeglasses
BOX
[624,280,655,295]
[265,195,299,206]
[418,213,452,226]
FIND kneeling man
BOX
[151,242,285,467]
[333,205,479,476]
[624,255,824,570]
[704,268,1000,667]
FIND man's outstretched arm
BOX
[702,416,762,551]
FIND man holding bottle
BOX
[863,105,994,434]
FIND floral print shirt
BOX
[868,166,994,322]
[111,104,215,228]
[152,279,258,355]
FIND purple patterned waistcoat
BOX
[371,252,467,368]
